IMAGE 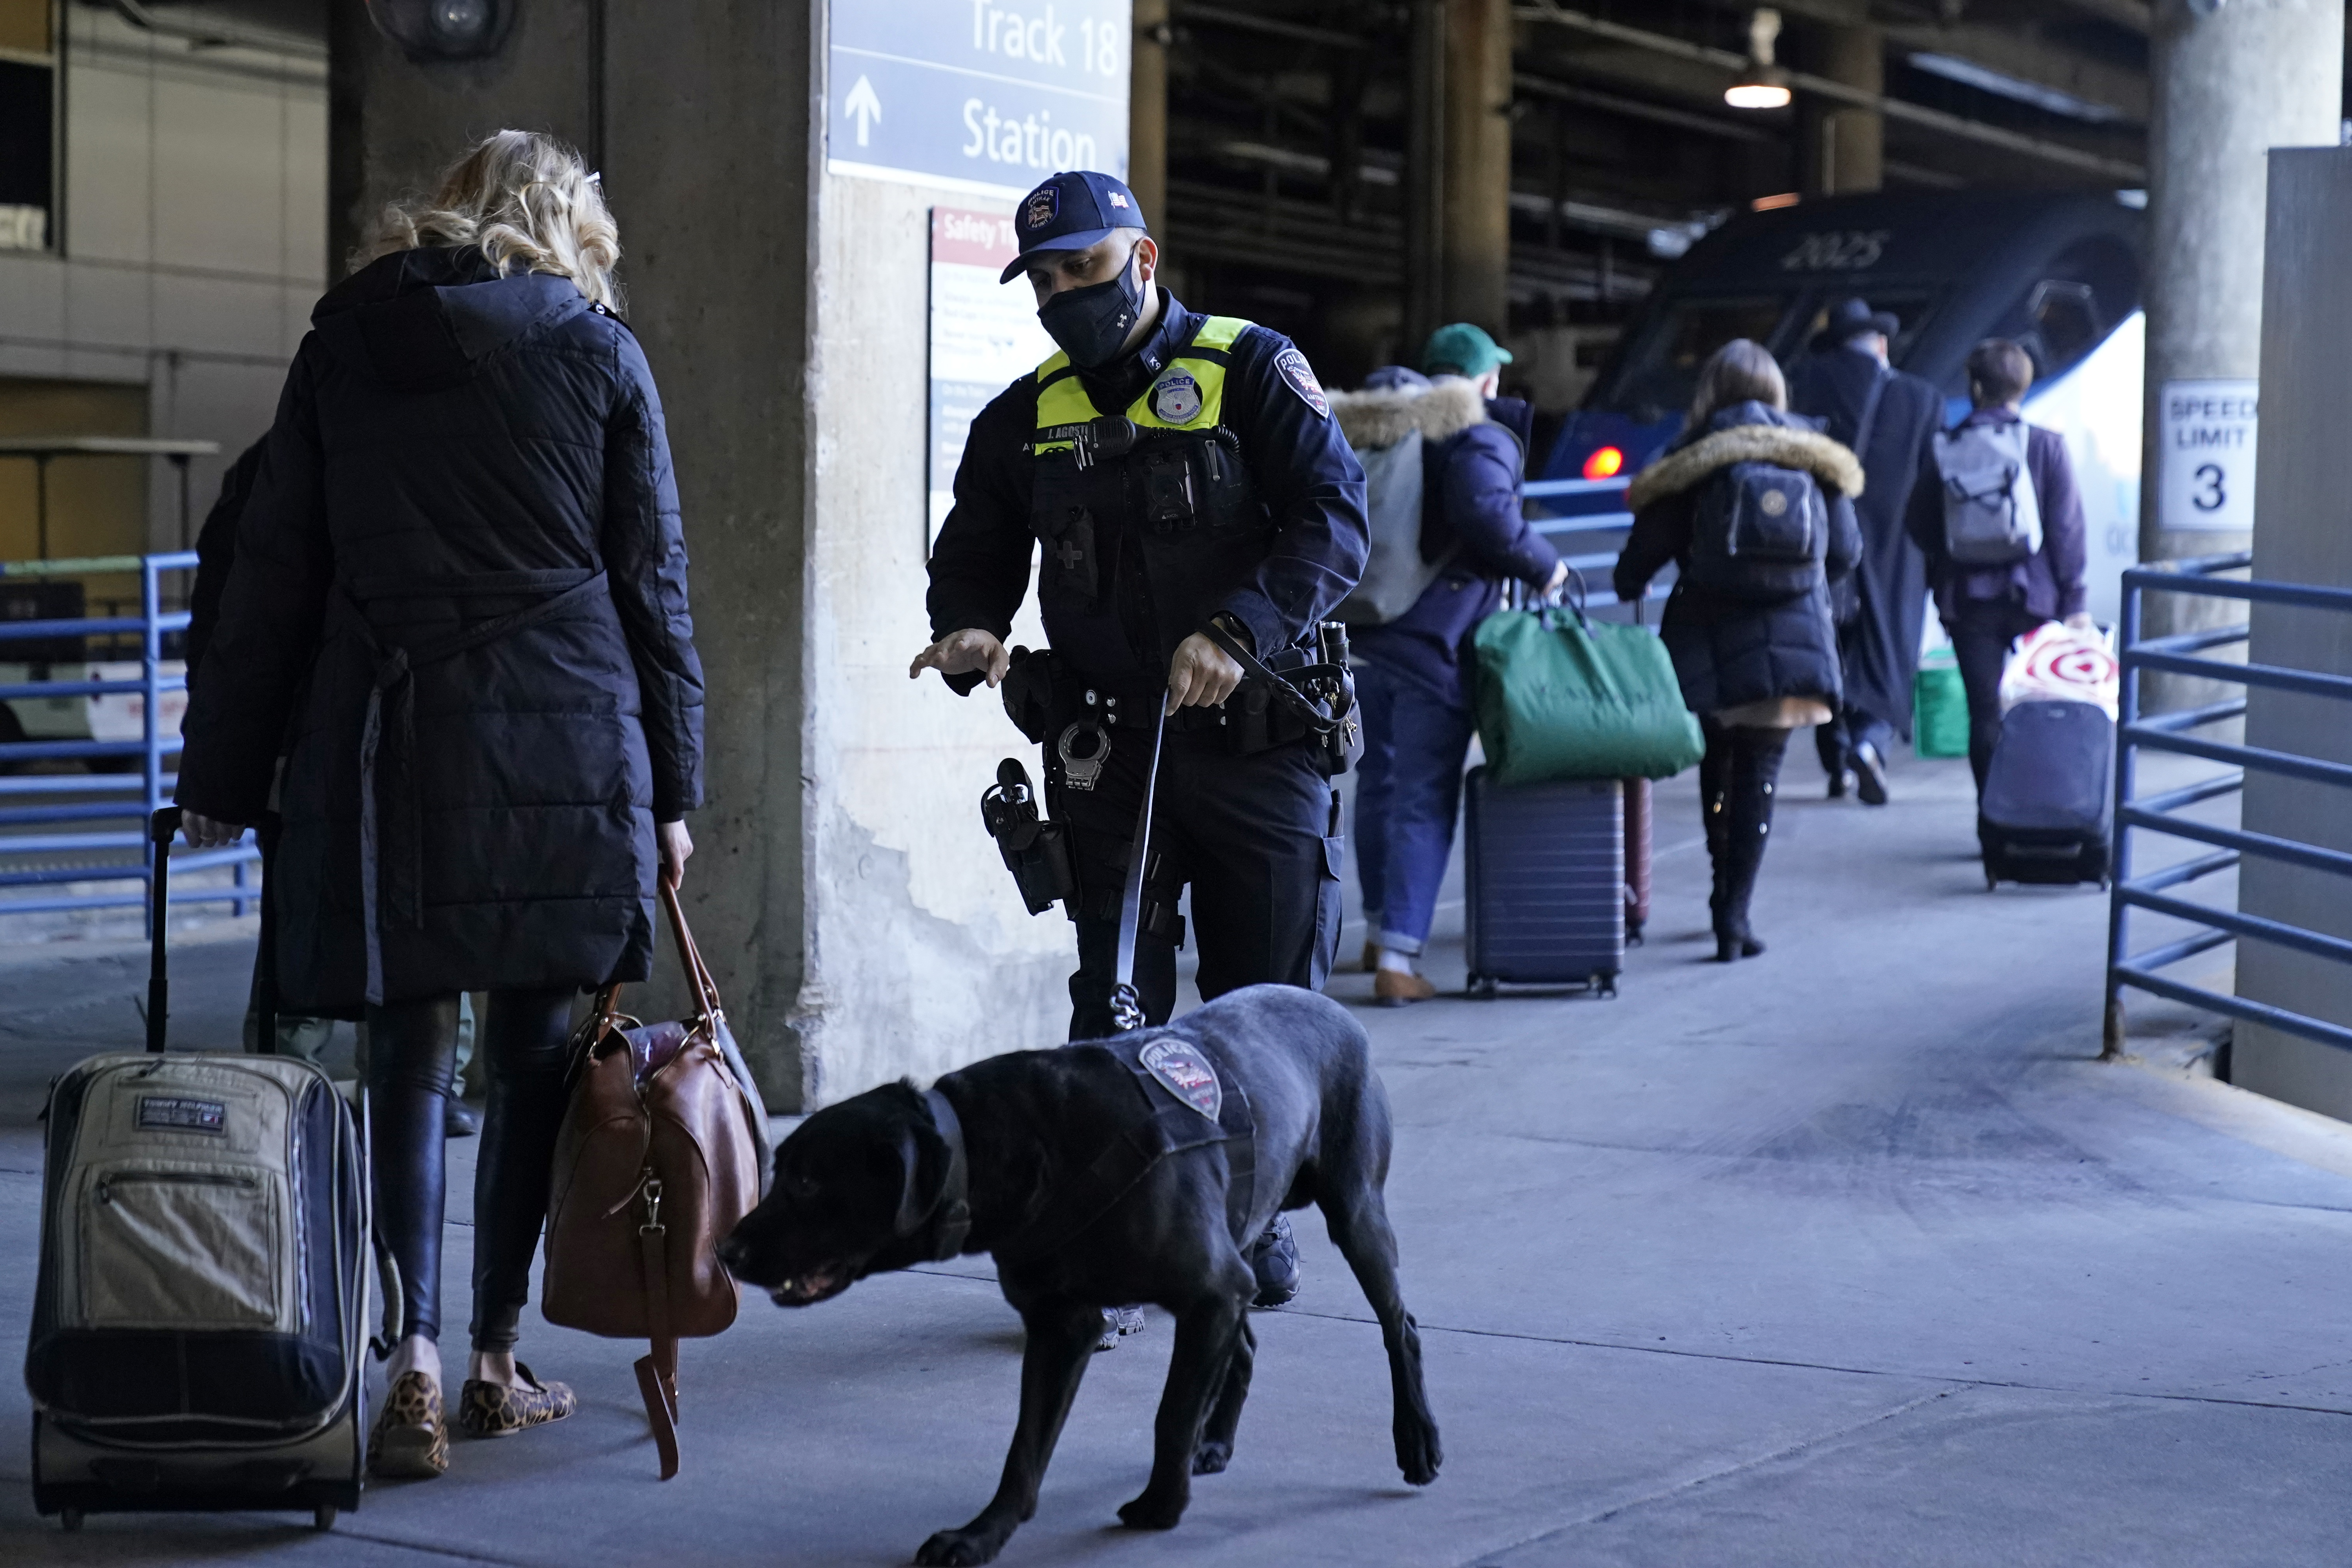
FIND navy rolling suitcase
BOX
[1463,768,1624,997]
[1979,699,2113,888]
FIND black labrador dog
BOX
[717,984,1440,1566]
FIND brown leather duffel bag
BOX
[541,885,770,1479]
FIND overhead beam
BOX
[1511,71,1779,145]
[1513,2,2147,183]
[1886,23,2149,124]
[1170,1,1369,51]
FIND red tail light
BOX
[1582,446,1626,480]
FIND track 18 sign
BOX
[828,0,1131,201]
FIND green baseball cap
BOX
[1420,322,1513,377]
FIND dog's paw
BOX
[1191,1439,1232,1475]
[914,1527,1002,1566]
[1395,1417,1442,1487]
[1117,1487,1188,1531]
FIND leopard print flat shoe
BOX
[457,1364,577,1438]
[368,1370,449,1479]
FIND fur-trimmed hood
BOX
[1626,421,1865,512]
[1329,377,1486,450]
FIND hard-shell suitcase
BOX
[1622,777,1653,943]
[26,809,372,1534]
[1463,768,1624,997]
[1979,699,2113,888]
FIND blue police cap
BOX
[999,171,1149,284]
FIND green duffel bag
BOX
[1472,583,1705,785]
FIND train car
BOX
[1545,189,2146,623]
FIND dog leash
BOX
[1109,690,1169,1033]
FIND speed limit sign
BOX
[2160,378,2258,532]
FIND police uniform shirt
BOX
[926,290,1368,691]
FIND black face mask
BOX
[1037,256,1147,370]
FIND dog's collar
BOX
[919,1087,973,1262]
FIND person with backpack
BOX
[1614,340,1862,962]
[1786,298,1942,805]
[1332,325,1564,1004]
[1904,338,2093,795]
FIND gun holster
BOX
[999,644,1073,744]
[980,758,1077,918]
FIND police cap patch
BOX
[1139,1038,1221,1121]
[1274,348,1330,419]
[1024,185,1059,230]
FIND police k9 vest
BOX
[1029,316,1273,691]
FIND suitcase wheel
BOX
[314,1506,338,1532]
[1593,973,1618,1000]
[60,1510,82,1533]
[1467,975,1496,1000]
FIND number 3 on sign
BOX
[2192,463,2225,512]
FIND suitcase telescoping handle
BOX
[147,807,179,1054]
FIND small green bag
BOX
[1471,584,1705,785]
[1914,654,1969,759]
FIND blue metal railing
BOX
[0,552,260,917]
[1523,475,1669,611]
[2102,549,2352,1057]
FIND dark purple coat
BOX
[1906,407,2089,623]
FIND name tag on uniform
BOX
[1151,372,1203,425]
[1139,1039,1221,1121]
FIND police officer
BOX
[911,171,1369,1321]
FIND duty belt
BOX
[327,568,608,1004]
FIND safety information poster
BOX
[2158,378,2258,532]
[929,206,1056,546]
[830,0,1130,199]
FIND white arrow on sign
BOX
[844,74,882,148]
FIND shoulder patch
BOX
[1273,347,1330,419]
[1139,1039,1222,1122]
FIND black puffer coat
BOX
[177,246,705,1011]
[1613,401,1862,717]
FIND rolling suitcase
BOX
[1979,699,2113,888]
[1463,768,1624,998]
[26,809,373,1534]
[1622,777,1653,944]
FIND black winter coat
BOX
[1785,345,1941,736]
[176,247,706,1012]
[1613,401,1863,718]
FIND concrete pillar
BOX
[1129,0,1170,231]
[1439,0,1512,334]
[1798,23,1883,196]
[2139,0,2343,703]
[330,0,1078,1109]
[1402,0,1446,356]
[2224,147,2352,1122]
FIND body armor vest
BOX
[1028,316,1273,692]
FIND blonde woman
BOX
[176,131,705,1478]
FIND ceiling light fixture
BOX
[1725,9,1793,111]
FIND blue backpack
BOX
[1686,460,1827,603]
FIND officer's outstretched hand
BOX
[909,628,1010,687]
[1166,632,1243,715]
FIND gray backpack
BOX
[1933,419,2043,565]
[1332,433,1454,625]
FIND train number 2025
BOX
[1780,230,1891,272]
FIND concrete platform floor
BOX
[5,753,2352,1565]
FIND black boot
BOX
[1716,727,1789,961]
[1249,1213,1300,1307]
[1699,724,1733,939]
